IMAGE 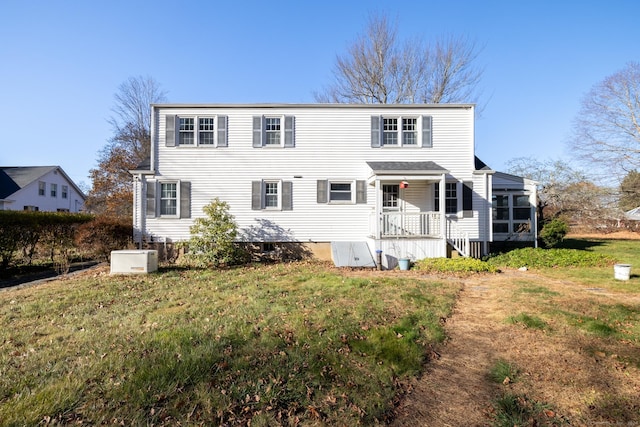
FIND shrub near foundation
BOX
[413,257,498,275]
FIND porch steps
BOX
[331,242,376,268]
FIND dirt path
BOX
[391,270,640,426]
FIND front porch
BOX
[366,161,471,259]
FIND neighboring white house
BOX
[0,166,85,213]
[131,104,537,267]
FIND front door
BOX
[382,184,402,235]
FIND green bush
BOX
[488,247,614,269]
[539,218,569,248]
[413,257,498,275]
[181,198,247,268]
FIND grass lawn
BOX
[0,261,460,426]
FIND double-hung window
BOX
[198,117,215,145]
[179,118,195,145]
[166,115,227,147]
[402,118,418,145]
[371,115,431,148]
[383,118,399,145]
[253,115,295,148]
[160,182,177,216]
[38,181,45,196]
[62,185,68,199]
[264,181,280,208]
[434,182,458,215]
[50,183,57,198]
[265,118,281,146]
[146,180,191,219]
[252,180,293,210]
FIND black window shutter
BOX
[282,181,293,210]
[146,181,156,218]
[180,181,191,218]
[433,183,440,212]
[251,181,263,210]
[371,116,381,148]
[284,116,295,147]
[356,180,367,204]
[217,115,228,147]
[422,116,432,148]
[462,181,473,217]
[317,180,328,203]
[252,116,263,148]
[165,115,176,147]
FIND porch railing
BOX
[376,212,470,257]
[379,212,441,238]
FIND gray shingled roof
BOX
[0,166,58,199]
[366,161,448,174]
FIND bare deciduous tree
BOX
[86,76,167,217]
[314,14,483,105]
[506,157,620,230]
[569,62,640,182]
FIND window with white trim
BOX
[265,117,281,146]
[198,117,215,145]
[38,181,45,196]
[253,115,295,148]
[166,115,227,147]
[50,183,57,198]
[179,117,195,145]
[160,182,177,216]
[402,118,418,145]
[264,181,280,209]
[374,115,427,147]
[62,185,68,199]
[330,182,353,202]
[252,180,293,211]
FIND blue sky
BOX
[1,0,638,189]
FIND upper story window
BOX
[199,117,215,145]
[253,115,295,148]
[383,118,398,145]
[50,183,57,198]
[38,181,45,196]
[165,115,227,148]
[371,115,432,148]
[62,185,68,199]
[179,118,195,145]
[402,118,418,145]
[265,118,281,146]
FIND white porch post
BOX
[439,174,447,255]
[374,178,381,239]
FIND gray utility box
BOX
[110,250,158,274]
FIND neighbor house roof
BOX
[0,166,85,200]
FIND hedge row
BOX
[0,211,133,270]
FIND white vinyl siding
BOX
[148,105,476,242]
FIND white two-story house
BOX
[0,166,85,213]
[131,104,536,267]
